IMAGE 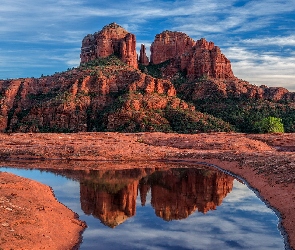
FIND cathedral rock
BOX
[2,23,295,134]
[80,24,234,81]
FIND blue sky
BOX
[1,0,295,90]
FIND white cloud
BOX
[243,35,295,47]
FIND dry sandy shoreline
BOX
[0,132,295,249]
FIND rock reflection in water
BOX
[148,168,234,221]
[51,166,234,227]
[0,165,285,249]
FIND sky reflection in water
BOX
[0,165,285,250]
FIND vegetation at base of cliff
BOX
[90,91,233,133]
[92,100,173,133]
[192,97,295,133]
[164,108,233,133]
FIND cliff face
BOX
[150,31,234,81]
[150,31,195,65]
[80,23,138,69]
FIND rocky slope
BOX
[1,22,295,133]
[0,55,231,133]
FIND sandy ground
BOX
[0,132,295,249]
[0,172,86,250]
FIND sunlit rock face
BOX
[150,31,196,65]
[80,23,138,69]
[150,31,234,81]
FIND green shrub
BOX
[254,116,284,133]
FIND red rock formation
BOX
[184,39,234,80]
[139,44,149,65]
[150,31,195,65]
[80,23,138,69]
[0,60,179,132]
[1,24,295,133]
[150,31,234,80]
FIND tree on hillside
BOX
[254,116,284,133]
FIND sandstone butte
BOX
[1,22,295,249]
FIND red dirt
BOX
[0,172,86,250]
[0,132,295,249]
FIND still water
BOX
[0,165,285,250]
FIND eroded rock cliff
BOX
[149,31,234,81]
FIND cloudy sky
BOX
[1,0,295,90]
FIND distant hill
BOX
[1,23,295,133]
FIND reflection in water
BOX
[0,165,285,250]
[148,169,233,220]
[48,166,234,227]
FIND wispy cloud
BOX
[225,46,295,90]
[243,35,295,47]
